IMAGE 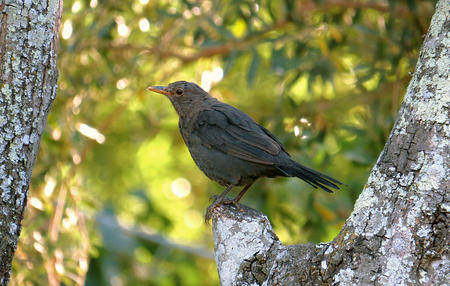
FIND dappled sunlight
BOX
[116,16,130,38]
[43,176,56,197]
[76,123,106,144]
[138,18,150,32]
[61,20,72,40]
[116,78,129,90]
[171,177,191,198]
[29,197,45,211]
[71,1,82,13]
[201,67,224,91]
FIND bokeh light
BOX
[171,178,191,198]
[61,20,72,39]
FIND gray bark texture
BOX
[211,1,449,285]
[0,0,61,284]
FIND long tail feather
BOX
[276,162,342,193]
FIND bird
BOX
[148,81,341,220]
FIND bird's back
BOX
[178,101,287,186]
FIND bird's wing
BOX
[192,104,286,165]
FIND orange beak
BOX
[147,86,170,96]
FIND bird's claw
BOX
[205,195,221,223]
[204,196,243,223]
[209,194,221,202]
[221,198,243,212]
[204,201,219,223]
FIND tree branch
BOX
[73,21,292,63]
[0,0,62,284]
[210,1,449,284]
[212,205,280,285]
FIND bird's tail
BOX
[276,162,341,193]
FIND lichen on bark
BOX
[0,0,62,284]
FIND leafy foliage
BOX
[12,0,434,285]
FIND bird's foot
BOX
[205,196,243,223]
[205,198,223,223]
[209,194,221,202]
[221,198,244,212]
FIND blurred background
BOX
[11,0,435,285]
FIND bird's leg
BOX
[220,182,254,212]
[209,184,234,203]
[231,182,254,203]
[205,182,254,222]
[205,185,234,222]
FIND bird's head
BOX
[147,81,213,117]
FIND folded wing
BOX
[193,104,285,165]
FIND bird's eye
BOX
[176,89,184,95]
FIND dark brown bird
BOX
[148,81,341,220]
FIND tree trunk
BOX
[211,1,449,285]
[0,0,62,284]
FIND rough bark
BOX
[0,0,62,284]
[211,1,449,285]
